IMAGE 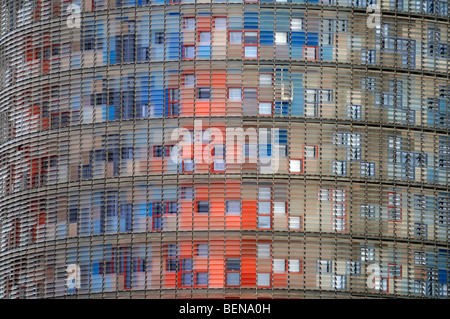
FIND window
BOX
[303,46,318,61]
[153,145,167,157]
[197,244,208,257]
[347,105,362,120]
[154,32,164,45]
[166,202,178,215]
[166,244,178,271]
[180,259,193,287]
[226,200,241,215]
[259,74,272,86]
[275,32,288,44]
[305,89,318,117]
[259,102,273,115]
[338,20,348,32]
[184,45,195,59]
[184,74,195,87]
[168,88,179,116]
[361,247,375,262]
[214,17,227,29]
[258,187,272,229]
[197,201,209,213]
[304,145,318,158]
[290,159,303,173]
[360,204,377,219]
[258,202,271,229]
[362,50,376,64]
[362,77,376,91]
[332,275,347,290]
[182,186,194,200]
[198,87,211,100]
[199,32,211,44]
[257,273,271,287]
[273,259,286,273]
[388,192,402,222]
[317,260,333,274]
[228,88,242,101]
[289,216,302,230]
[244,31,258,58]
[361,162,375,178]
[322,19,335,45]
[291,18,303,31]
[152,202,163,231]
[388,264,402,278]
[226,258,240,286]
[257,243,271,258]
[346,261,362,275]
[184,17,196,29]
[273,202,286,214]
[333,161,347,176]
[289,259,301,273]
[229,31,242,44]
[196,273,208,287]
[244,88,257,101]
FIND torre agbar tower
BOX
[0,0,448,300]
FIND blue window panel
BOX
[104,276,113,290]
[260,12,274,45]
[278,129,288,144]
[244,12,259,30]
[108,106,115,121]
[91,275,102,292]
[261,0,274,3]
[291,32,306,59]
[137,203,148,217]
[151,73,164,118]
[166,32,181,60]
[198,45,211,59]
[148,203,153,217]
[439,269,449,284]
[274,102,289,116]
[306,33,319,46]
[321,47,334,61]
[229,16,243,30]
[275,12,290,31]
[291,73,303,116]
[92,263,100,275]
[260,31,274,45]
[93,220,103,235]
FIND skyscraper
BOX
[0,0,448,299]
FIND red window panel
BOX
[178,258,193,287]
[243,31,259,59]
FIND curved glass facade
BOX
[0,0,448,298]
